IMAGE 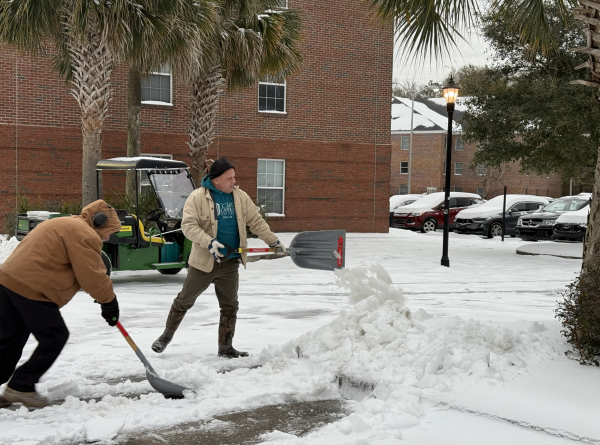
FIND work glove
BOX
[100,297,120,327]
[208,239,225,263]
[269,240,287,256]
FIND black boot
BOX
[218,315,249,358]
[152,305,187,353]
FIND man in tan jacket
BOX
[152,158,285,358]
[0,199,121,409]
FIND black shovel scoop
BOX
[116,321,188,398]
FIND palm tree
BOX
[123,1,218,201]
[364,0,599,272]
[187,0,303,184]
[0,0,215,206]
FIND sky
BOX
[393,29,490,86]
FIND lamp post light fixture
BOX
[441,76,460,267]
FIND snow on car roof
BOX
[397,192,481,211]
[457,195,549,218]
[389,194,424,211]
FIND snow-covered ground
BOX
[0,229,596,445]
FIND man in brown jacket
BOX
[152,158,285,358]
[0,199,121,409]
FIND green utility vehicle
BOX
[96,157,195,275]
[15,157,196,275]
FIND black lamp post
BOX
[441,76,460,267]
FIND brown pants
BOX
[173,259,240,317]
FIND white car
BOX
[389,194,424,227]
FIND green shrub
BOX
[555,263,600,366]
[247,198,270,239]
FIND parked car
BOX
[516,194,591,241]
[389,194,424,226]
[454,195,549,238]
[392,192,483,232]
[553,205,589,242]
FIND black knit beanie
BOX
[208,157,235,179]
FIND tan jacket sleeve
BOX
[244,193,279,246]
[182,190,213,249]
[67,236,115,304]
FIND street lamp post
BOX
[441,76,460,267]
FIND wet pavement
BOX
[118,399,348,445]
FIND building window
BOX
[272,0,288,6]
[399,185,408,194]
[456,137,464,151]
[477,164,487,176]
[453,187,462,192]
[443,162,446,175]
[443,136,447,150]
[401,136,410,150]
[454,162,463,175]
[400,161,409,174]
[259,77,286,113]
[257,159,285,215]
[141,66,172,105]
[477,187,484,197]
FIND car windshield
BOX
[541,198,588,213]
[149,170,195,218]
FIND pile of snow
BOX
[0,237,19,265]
[456,195,548,219]
[556,206,590,225]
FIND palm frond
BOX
[0,0,62,53]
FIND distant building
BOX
[0,1,393,233]
[390,97,562,199]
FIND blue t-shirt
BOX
[201,175,240,258]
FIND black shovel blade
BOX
[288,230,346,271]
[146,369,187,399]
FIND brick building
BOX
[390,97,563,199]
[0,0,392,233]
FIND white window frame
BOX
[141,66,173,106]
[273,0,288,7]
[400,136,410,150]
[477,164,487,176]
[477,187,484,197]
[258,78,287,114]
[455,137,464,151]
[453,187,463,192]
[400,161,409,174]
[454,162,463,175]
[399,185,408,194]
[257,158,285,216]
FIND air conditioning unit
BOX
[427,187,437,194]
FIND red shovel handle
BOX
[116,321,138,352]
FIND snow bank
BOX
[556,206,589,225]
[0,237,19,265]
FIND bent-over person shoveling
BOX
[0,200,121,409]
[152,158,286,358]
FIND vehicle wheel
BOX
[101,251,111,276]
[488,223,503,238]
[510,234,516,238]
[421,219,438,233]
[159,268,182,275]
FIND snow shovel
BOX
[224,230,346,271]
[116,321,188,399]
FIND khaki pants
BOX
[173,259,240,317]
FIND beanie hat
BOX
[208,157,235,179]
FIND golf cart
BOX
[96,157,195,275]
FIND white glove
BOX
[208,239,225,263]
[269,240,287,256]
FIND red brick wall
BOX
[0,0,392,233]
[391,133,563,198]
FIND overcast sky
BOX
[392,30,490,86]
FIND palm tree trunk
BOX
[64,15,113,206]
[188,65,225,186]
[571,2,600,271]
[582,144,600,272]
[127,67,142,201]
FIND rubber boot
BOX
[151,305,187,353]
[3,387,50,409]
[218,315,249,358]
